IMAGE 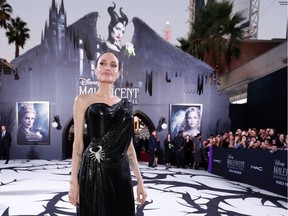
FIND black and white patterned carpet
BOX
[0,160,287,216]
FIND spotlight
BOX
[52,115,62,130]
[161,121,168,130]
[157,117,168,131]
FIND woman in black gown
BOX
[68,51,147,215]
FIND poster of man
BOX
[170,104,203,139]
[17,101,49,145]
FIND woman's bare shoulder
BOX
[74,93,90,102]
[75,93,122,109]
[74,94,93,110]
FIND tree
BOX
[6,16,30,58]
[0,0,12,29]
[178,0,245,75]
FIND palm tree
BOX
[6,16,30,58]
[178,0,245,75]
[0,0,12,29]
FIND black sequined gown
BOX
[77,99,135,216]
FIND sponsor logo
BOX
[250,165,263,172]
[213,159,221,164]
[79,77,98,86]
[273,159,287,181]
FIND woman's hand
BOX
[137,183,147,206]
[68,181,80,207]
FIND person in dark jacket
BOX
[174,130,185,168]
[164,133,174,168]
[148,130,157,167]
[1,125,12,164]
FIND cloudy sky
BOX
[0,0,287,62]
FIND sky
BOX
[0,0,287,62]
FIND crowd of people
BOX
[208,128,287,151]
[136,127,287,170]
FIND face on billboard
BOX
[111,22,126,42]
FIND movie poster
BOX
[16,101,49,145]
[170,103,203,139]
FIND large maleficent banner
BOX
[73,2,212,103]
[12,1,213,103]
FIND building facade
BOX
[0,0,231,160]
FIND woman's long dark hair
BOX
[107,2,128,43]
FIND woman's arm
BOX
[127,139,147,206]
[68,95,86,206]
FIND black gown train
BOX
[77,99,135,216]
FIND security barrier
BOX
[209,147,287,197]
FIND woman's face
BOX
[250,137,256,144]
[241,136,247,142]
[264,139,271,146]
[95,52,120,83]
[187,111,199,129]
[111,22,125,42]
[256,140,261,145]
[21,112,35,129]
[279,134,284,141]
[268,129,275,136]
